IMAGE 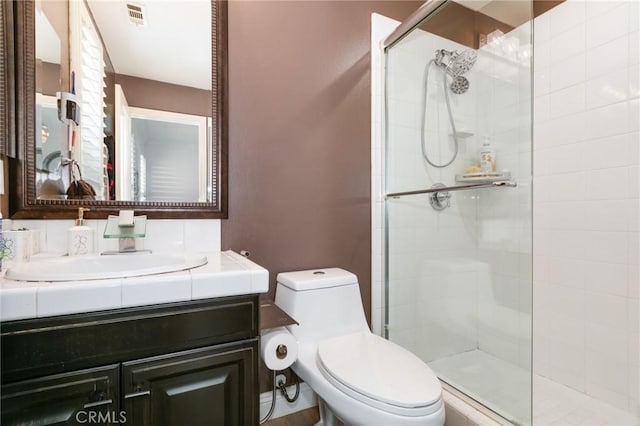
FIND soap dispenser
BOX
[68,207,94,256]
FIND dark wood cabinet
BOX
[1,295,259,426]
[1,365,120,426]
[123,343,255,426]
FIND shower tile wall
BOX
[533,0,639,415]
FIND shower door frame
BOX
[380,0,535,423]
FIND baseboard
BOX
[259,382,317,420]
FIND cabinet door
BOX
[1,364,120,426]
[123,341,257,426]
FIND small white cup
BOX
[2,230,32,265]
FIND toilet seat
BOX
[317,332,442,417]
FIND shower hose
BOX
[420,59,460,168]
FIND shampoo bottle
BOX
[68,207,94,256]
[480,137,496,173]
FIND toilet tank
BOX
[275,268,369,343]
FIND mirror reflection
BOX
[35,0,212,202]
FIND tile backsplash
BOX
[2,219,221,255]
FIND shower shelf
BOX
[455,171,511,183]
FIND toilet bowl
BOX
[275,268,445,426]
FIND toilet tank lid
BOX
[277,268,358,291]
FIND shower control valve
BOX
[429,183,451,211]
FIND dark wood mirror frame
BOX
[5,0,228,219]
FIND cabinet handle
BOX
[124,390,150,399]
[83,399,113,409]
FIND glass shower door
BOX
[383,1,533,424]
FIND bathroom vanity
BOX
[1,296,258,425]
[0,251,267,426]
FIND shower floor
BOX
[429,350,637,426]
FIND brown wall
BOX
[114,75,211,117]
[36,61,61,96]
[222,1,422,326]
[534,0,565,18]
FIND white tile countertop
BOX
[0,251,268,321]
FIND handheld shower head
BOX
[434,49,477,77]
[450,76,470,94]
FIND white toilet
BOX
[275,268,445,426]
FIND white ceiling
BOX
[454,0,532,27]
[87,0,212,90]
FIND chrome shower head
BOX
[450,76,470,94]
[449,49,477,76]
[434,49,477,77]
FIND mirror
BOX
[8,0,227,218]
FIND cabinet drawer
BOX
[1,364,119,426]
[2,295,259,383]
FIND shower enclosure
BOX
[377,0,640,425]
[383,1,533,423]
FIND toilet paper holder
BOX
[276,344,288,359]
[260,332,300,424]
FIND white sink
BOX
[5,253,208,282]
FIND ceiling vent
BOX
[126,3,146,27]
